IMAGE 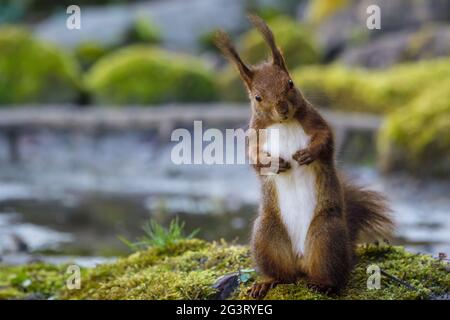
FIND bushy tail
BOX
[342,178,394,243]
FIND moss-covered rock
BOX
[85,46,218,105]
[293,64,367,111]
[293,58,450,114]
[0,263,66,299]
[75,42,111,70]
[198,29,221,53]
[75,17,161,72]
[220,53,450,109]
[305,0,350,24]
[240,17,321,70]
[0,26,81,105]
[217,66,249,102]
[1,239,448,300]
[378,79,450,177]
[123,17,162,46]
[217,17,321,102]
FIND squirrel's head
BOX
[215,14,307,124]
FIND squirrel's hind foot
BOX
[307,282,338,295]
[248,280,279,299]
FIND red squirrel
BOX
[215,15,394,299]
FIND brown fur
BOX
[215,15,394,299]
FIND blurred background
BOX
[0,0,449,266]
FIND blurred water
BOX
[0,130,449,263]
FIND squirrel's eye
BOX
[288,79,294,89]
[255,95,262,102]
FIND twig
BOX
[380,269,418,291]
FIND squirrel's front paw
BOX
[293,148,316,166]
[257,155,291,174]
[274,157,291,174]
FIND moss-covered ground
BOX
[0,240,449,300]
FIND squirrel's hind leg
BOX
[250,214,300,299]
[302,209,352,294]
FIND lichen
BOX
[0,240,448,300]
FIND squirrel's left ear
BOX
[214,30,254,88]
[248,14,288,71]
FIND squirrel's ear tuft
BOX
[247,14,287,70]
[214,30,253,87]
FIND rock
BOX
[339,29,411,68]
[339,25,450,69]
[308,4,360,61]
[0,213,72,256]
[34,0,250,51]
[212,272,240,299]
[304,0,450,61]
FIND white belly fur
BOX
[263,121,317,257]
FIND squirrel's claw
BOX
[248,281,279,299]
[275,157,291,173]
[293,149,315,166]
[307,282,334,295]
[257,155,291,174]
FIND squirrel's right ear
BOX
[214,30,253,87]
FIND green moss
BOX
[377,79,450,177]
[198,29,221,53]
[250,6,285,22]
[293,64,366,110]
[237,245,449,300]
[75,42,110,70]
[1,240,448,300]
[75,17,161,71]
[217,65,249,102]
[217,17,321,102]
[123,16,162,45]
[370,59,450,112]
[240,16,321,70]
[61,239,250,299]
[0,26,81,104]
[85,45,218,105]
[220,48,450,109]
[306,0,350,24]
[0,263,66,299]
[293,58,450,114]
[0,286,23,300]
